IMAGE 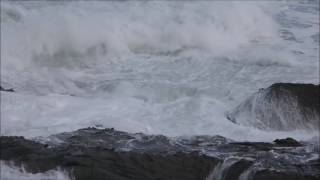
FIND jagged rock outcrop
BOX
[227,83,319,131]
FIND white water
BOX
[0,161,71,180]
[1,0,319,141]
[206,157,243,180]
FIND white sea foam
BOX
[0,161,71,180]
[1,0,319,141]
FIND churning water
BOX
[1,0,319,141]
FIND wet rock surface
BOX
[1,127,319,180]
[227,83,320,130]
[274,137,302,147]
[1,132,218,180]
[270,83,319,112]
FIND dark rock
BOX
[274,137,302,147]
[228,142,274,151]
[1,128,319,180]
[253,169,319,180]
[0,134,219,180]
[224,159,253,180]
[271,83,319,111]
[227,83,320,131]
[0,86,14,92]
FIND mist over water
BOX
[1,0,319,141]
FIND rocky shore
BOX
[1,83,319,180]
[1,127,319,180]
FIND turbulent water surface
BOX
[1,0,319,141]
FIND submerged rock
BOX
[0,86,14,92]
[227,83,320,131]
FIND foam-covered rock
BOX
[227,83,319,130]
